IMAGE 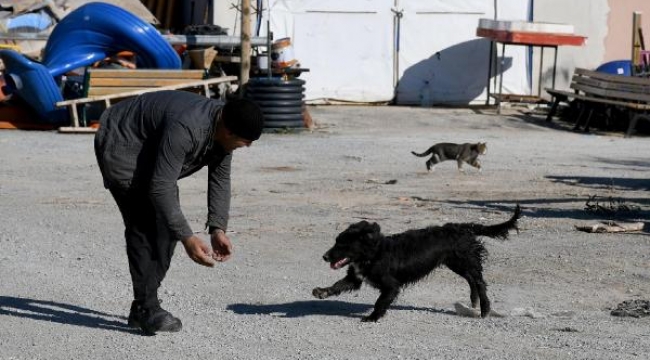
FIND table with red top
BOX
[476,26,586,113]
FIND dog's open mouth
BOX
[330,258,350,270]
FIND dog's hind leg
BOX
[470,270,490,318]
[447,253,490,317]
[447,263,480,309]
[312,271,362,299]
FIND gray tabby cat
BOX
[411,142,487,172]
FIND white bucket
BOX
[271,37,298,69]
[257,53,269,70]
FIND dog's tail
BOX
[411,147,433,157]
[468,204,521,240]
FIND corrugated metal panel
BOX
[65,0,158,24]
[142,0,179,29]
[0,1,158,24]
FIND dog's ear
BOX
[355,221,380,234]
[371,222,380,233]
[361,222,381,244]
[342,221,382,241]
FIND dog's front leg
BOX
[362,285,400,322]
[312,270,362,299]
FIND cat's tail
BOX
[466,204,521,240]
[411,148,433,157]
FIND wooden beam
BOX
[632,11,642,75]
[89,78,208,87]
[88,69,204,79]
[58,127,98,134]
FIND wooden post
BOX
[239,0,252,96]
[632,12,642,76]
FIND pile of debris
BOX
[611,299,650,318]
[0,0,156,60]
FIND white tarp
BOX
[268,0,395,103]
[265,0,531,105]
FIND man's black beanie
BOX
[222,98,265,141]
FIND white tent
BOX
[262,0,531,105]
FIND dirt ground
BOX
[1,105,649,360]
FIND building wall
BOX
[532,0,608,94]
[603,0,650,62]
[213,0,265,35]
[533,0,650,94]
[208,0,650,102]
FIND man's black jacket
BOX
[94,90,231,241]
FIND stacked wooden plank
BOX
[85,69,205,96]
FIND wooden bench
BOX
[56,73,238,133]
[545,68,650,137]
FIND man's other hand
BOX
[181,235,216,267]
[210,229,233,262]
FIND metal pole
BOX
[552,46,558,89]
[497,42,505,114]
[537,47,544,97]
[164,35,268,47]
[240,0,252,95]
[486,41,494,106]
[267,20,272,80]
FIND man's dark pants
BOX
[109,187,179,310]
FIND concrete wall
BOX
[533,0,650,95]
[532,0,608,94]
[603,0,650,62]
[212,0,266,35]
[213,0,239,34]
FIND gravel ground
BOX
[1,105,649,360]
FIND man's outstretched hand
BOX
[181,235,216,267]
[210,229,233,262]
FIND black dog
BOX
[312,205,521,322]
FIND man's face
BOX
[222,132,253,152]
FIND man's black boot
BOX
[128,301,182,335]
[127,300,144,328]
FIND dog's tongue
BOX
[330,258,349,270]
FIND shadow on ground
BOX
[440,198,649,233]
[0,296,139,334]
[504,107,650,138]
[227,300,456,319]
[546,175,650,192]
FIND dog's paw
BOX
[312,287,329,299]
[361,315,380,322]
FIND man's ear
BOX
[216,122,235,139]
